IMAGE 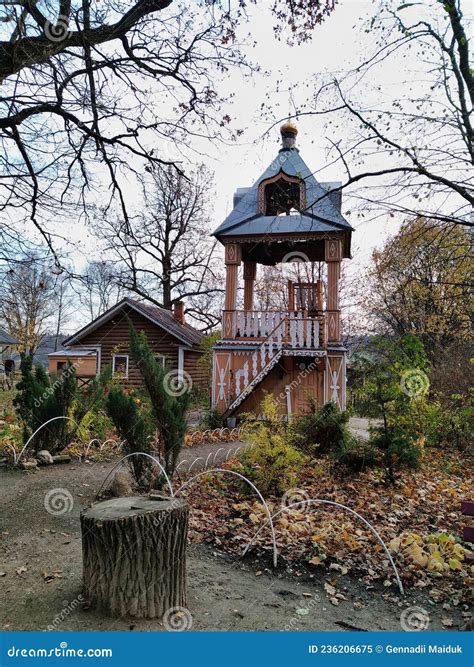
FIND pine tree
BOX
[105,323,190,489]
[129,325,190,479]
[14,359,82,454]
[105,387,149,484]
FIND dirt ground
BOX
[1,451,469,633]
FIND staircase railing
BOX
[233,317,286,403]
[229,313,323,413]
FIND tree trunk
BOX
[81,496,188,618]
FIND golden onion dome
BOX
[280,120,298,136]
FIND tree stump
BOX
[81,496,188,618]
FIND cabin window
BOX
[112,354,129,378]
[155,355,166,367]
[258,172,304,216]
[56,361,67,372]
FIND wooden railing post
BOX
[243,260,256,312]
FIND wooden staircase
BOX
[226,314,322,415]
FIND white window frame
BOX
[178,346,192,381]
[155,354,166,368]
[112,353,129,378]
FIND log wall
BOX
[77,306,204,389]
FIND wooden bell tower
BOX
[211,123,353,419]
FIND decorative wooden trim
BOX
[325,239,342,262]
[213,352,231,408]
[224,243,241,265]
[222,310,236,339]
[243,260,256,279]
[282,349,326,358]
[224,263,239,311]
[326,354,344,409]
[257,170,306,214]
[222,233,343,245]
[326,310,341,344]
[326,262,340,310]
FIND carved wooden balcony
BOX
[222,309,327,349]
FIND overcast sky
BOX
[31,0,468,332]
[59,1,393,273]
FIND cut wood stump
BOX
[81,495,188,618]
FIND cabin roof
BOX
[0,328,17,345]
[213,147,353,242]
[48,349,97,357]
[63,297,204,348]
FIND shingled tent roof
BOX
[213,145,353,246]
[63,297,203,348]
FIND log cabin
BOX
[211,122,353,419]
[50,297,206,390]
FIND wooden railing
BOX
[287,314,319,348]
[230,314,325,412]
[232,310,326,348]
[235,310,286,338]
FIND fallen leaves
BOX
[182,449,473,601]
[388,531,469,574]
[441,616,454,627]
[42,571,63,583]
[324,582,336,597]
[308,556,323,566]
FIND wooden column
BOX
[288,280,295,311]
[222,243,241,338]
[316,280,324,313]
[325,239,342,344]
[243,261,256,311]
